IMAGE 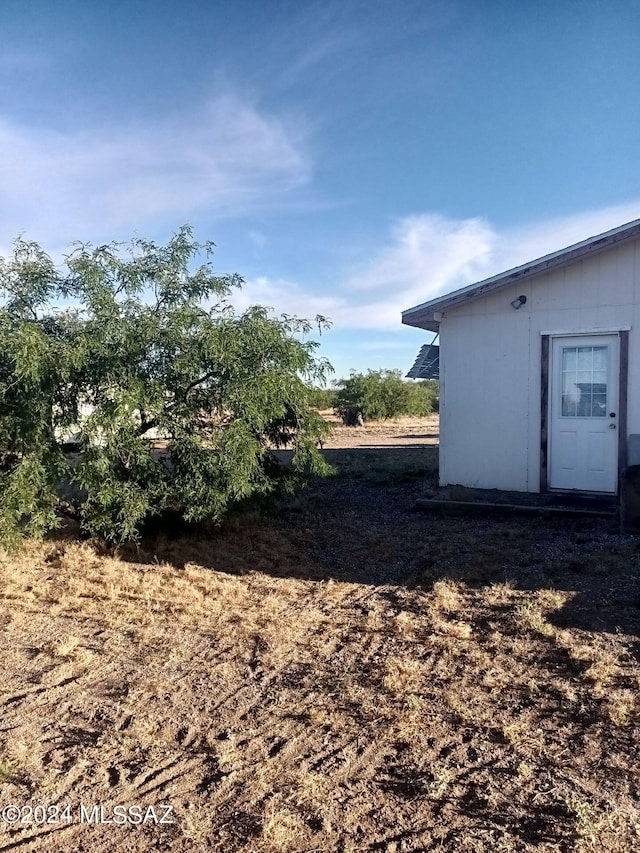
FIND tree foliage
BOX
[305,385,338,411]
[0,227,332,547]
[334,369,438,423]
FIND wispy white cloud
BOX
[231,276,344,321]
[0,93,310,246]
[344,213,496,320]
[283,32,355,81]
[493,203,640,272]
[232,215,493,329]
[234,202,640,332]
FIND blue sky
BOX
[2,0,640,381]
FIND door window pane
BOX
[593,348,607,370]
[561,346,608,417]
[576,348,593,371]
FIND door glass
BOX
[561,346,607,417]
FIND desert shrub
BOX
[0,228,332,547]
[416,379,439,414]
[306,386,338,410]
[334,369,437,423]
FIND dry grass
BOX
[0,416,639,851]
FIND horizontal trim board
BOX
[540,327,631,336]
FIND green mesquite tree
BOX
[0,227,332,546]
[334,369,438,423]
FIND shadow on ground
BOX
[19,440,640,852]
[113,443,640,649]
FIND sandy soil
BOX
[319,413,440,448]
[1,416,639,852]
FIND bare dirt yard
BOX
[1,415,639,852]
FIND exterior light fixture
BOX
[510,295,527,309]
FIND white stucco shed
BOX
[402,218,640,496]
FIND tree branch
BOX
[184,370,217,396]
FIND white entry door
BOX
[549,335,619,493]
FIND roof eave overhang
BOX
[401,217,640,332]
[402,313,439,331]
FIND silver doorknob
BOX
[609,423,616,429]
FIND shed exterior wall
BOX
[439,236,640,491]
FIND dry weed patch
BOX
[0,421,639,851]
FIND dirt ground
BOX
[317,413,441,448]
[1,415,639,852]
